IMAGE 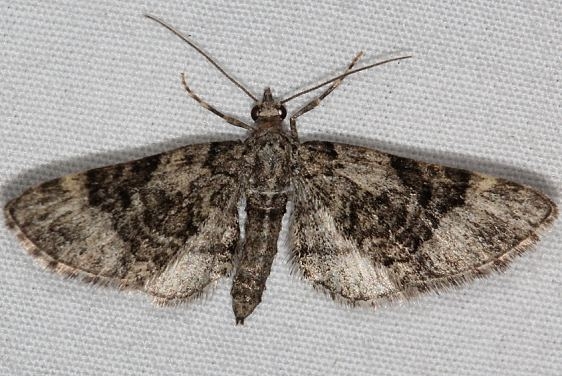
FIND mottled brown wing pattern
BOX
[291,141,557,305]
[5,141,244,304]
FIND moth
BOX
[5,15,557,324]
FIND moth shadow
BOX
[0,133,243,206]
[302,133,560,201]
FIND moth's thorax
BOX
[254,117,285,132]
[243,129,293,210]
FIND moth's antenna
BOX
[145,14,259,102]
[281,53,412,104]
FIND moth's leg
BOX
[181,73,255,131]
[289,51,363,140]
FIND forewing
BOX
[5,141,243,303]
[291,141,557,305]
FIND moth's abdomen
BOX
[231,206,285,324]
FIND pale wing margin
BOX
[5,141,244,304]
[291,141,557,305]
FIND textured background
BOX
[1,1,560,375]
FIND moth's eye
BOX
[279,105,287,119]
[251,105,260,120]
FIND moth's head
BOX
[251,88,287,121]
